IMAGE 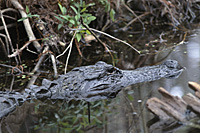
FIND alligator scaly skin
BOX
[0,60,184,118]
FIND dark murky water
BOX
[0,27,200,133]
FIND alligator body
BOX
[0,60,184,118]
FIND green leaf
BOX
[74,3,80,8]
[70,6,78,14]
[63,7,67,15]
[69,19,75,25]
[54,16,64,23]
[68,23,73,27]
[76,21,80,25]
[60,15,70,21]
[58,24,63,30]
[20,82,24,86]
[106,2,111,12]
[26,6,29,13]
[86,30,91,34]
[27,13,32,17]
[86,3,95,7]
[75,13,80,21]
[127,94,134,101]
[18,17,27,22]
[58,3,64,14]
[76,33,82,42]
[110,9,115,21]
[87,16,96,21]
[76,125,82,131]
[31,14,40,17]
[81,7,86,13]
[82,1,85,7]
[81,13,92,17]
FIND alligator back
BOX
[0,91,29,118]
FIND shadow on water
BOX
[0,26,200,133]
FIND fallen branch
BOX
[9,0,41,52]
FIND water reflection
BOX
[115,30,200,133]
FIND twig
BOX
[1,8,18,14]
[31,45,49,74]
[122,2,145,30]
[9,0,42,52]
[81,21,109,51]
[0,10,13,55]
[26,72,40,88]
[0,9,20,65]
[75,39,83,57]
[57,31,76,73]
[56,42,71,59]
[81,21,115,64]
[123,12,150,31]
[50,54,58,78]
[10,75,15,91]
[90,28,140,54]
[27,46,49,88]
[8,38,43,58]
[64,31,76,74]
[0,64,23,73]
[67,28,140,54]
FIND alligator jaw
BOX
[120,60,184,87]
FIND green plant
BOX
[18,6,40,22]
[98,0,115,21]
[55,0,96,42]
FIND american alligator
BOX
[0,60,184,118]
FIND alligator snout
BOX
[162,60,184,79]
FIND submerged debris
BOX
[147,82,200,132]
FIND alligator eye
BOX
[107,67,115,73]
[164,60,178,69]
